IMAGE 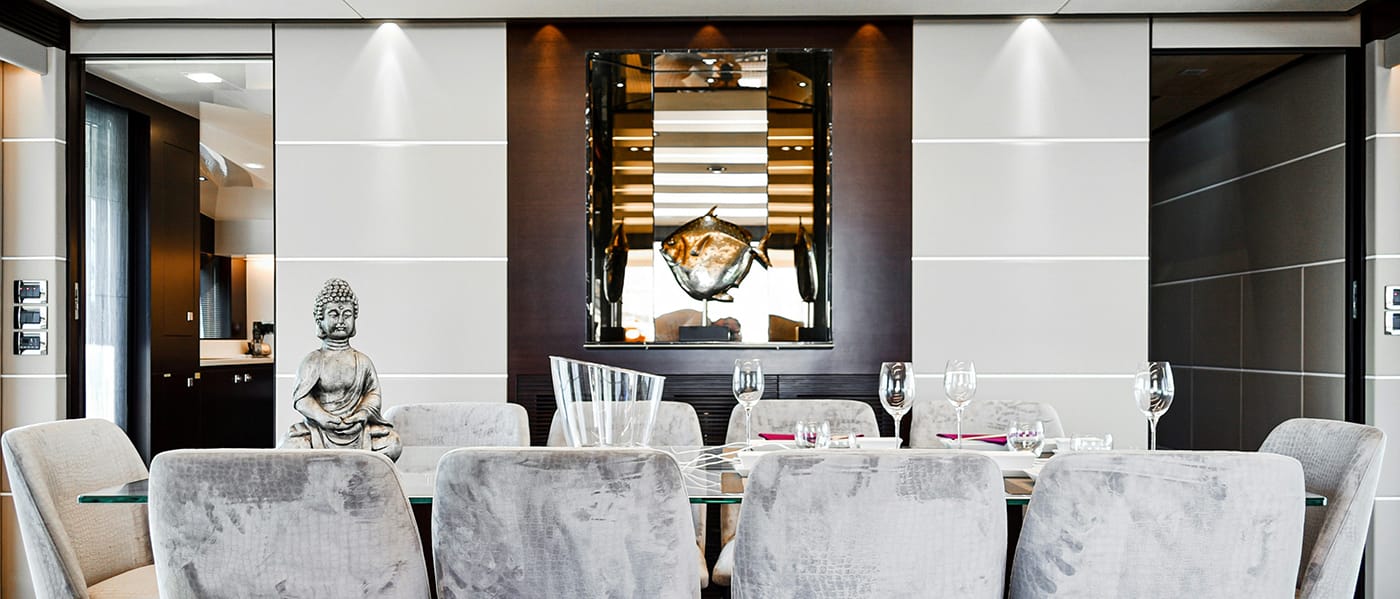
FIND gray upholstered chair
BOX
[148,449,430,599]
[434,447,700,599]
[1,419,156,599]
[547,400,711,587]
[1259,418,1387,599]
[732,450,1007,599]
[712,399,880,586]
[1009,451,1306,599]
[385,401,530,447]
[909,398,1066,448]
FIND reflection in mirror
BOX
[85,59,275,351]
[586,49,831,346]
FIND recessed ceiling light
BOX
[794,146,804,151]
[641,147,651,152]
[184,72,223,84]
[798,81,808,87]
[615,82,625,88]
[629,147,640,152]
[781,146,792,151]
[245,162,265,169]
[197,175,207,181]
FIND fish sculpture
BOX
[794,218,818,303]
[603,223,628,303]
[660,207,770,302]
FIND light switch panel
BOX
[1387,286,1400,311]
[14,306,46,330]
[13,332,46,355]
[1387,310,1400,336]
[14,280,46,304]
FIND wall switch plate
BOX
[14,306,46,329]
[1387,286,1400,311]
[1387,310,1400,336]
[14,280,46,304]
[13,331,46,355]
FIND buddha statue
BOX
[280,278,402,461]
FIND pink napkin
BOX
[758,433,795,441]
[937,433,1007,445]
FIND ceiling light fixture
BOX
[616,82,625,88]
[184,72,223,84]
[197,175,207,181]
[245,163,265,169]
[798,81,808,87]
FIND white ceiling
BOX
[44,0,1366,20]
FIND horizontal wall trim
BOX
[1152,142,1344,208]
[1190,365,1344,378]
[1366,375,1400,381]
[1,256,67,262]
[275,140,507,147]
[912,137,1149,144]
[912,256,1148,262]
[0,374,67,379]
[1,138,65,145]
[1366,255,1400,260]
[1152,258,1345,287]
[276,257,507,263]
[1376,497,1400,502]
[275,373,507,379]
[1366,133,1400,140]
[912,373,1136,380]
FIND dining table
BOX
[76,445,1329,507]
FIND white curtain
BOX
[84,98,129,428]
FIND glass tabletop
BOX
[75,446,1327,507]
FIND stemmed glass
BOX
[943,360,977,449]
[1133,361,1175,450]
[878,362,915,447]
[733,358,764,442]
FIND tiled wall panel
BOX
[273,24,510,443]
[912,19,1148,447]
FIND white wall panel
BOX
[274,24,507,142]
[1372,381,1400,497]
[916,375,1143,447]
[2,495,35,599]
[274,261,506,376]
[1,142,64,257]
[274,375,508,446]
[276,144,507,257]
[913,260,1147,375]
[912,141,1147,257]
[913,19,1148,140]
[0,377,66,493]
[2,55,65,141]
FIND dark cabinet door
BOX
[197,364,275,449]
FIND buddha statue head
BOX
[313,278,359,341]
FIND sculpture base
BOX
[798,327,827,342]
[598,326,627,342]
[679,325,733,342]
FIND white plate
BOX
[964,450,1038,473]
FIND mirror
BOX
[84,59,275,346]
[586,49,832,346]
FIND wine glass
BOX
[943,360,977,449]
[733,358,764,442]
[1008,421,1045,455]
[878,362,915,447]
[1133,361,1175,450]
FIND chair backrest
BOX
[732,450,1007,598]
[148,449,430,599]
[909,398,1066,448]
[434,448,699,599]
[1259,418,1387,598]
[1,419,152,599]
[1010,451,1305,599]
[723,399,880,444]
[547,400,704,447]
[385,402,530,447]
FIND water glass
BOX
[794,420,830,449]
[1007,421,1045,455]
[1070,434,1114,452]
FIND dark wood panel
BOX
[506,21,913,393]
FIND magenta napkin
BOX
[937,433,1007,445]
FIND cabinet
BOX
[195,363,275,449]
